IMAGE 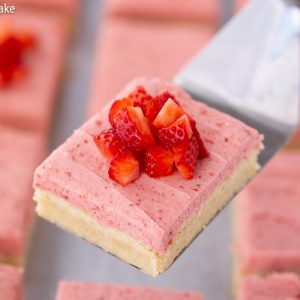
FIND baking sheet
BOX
[25,1,235,299]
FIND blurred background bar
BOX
[87,19,215,115]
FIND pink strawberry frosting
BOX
[0,264,23,300]
[236,152,300,274]
[56,281,202,300]
[0,126,45,258]
[237,274,300,300]
[34,78,262,254]
[105,0,219,22]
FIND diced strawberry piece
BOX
[109,149,140,186]
[109,86,153,126]
[157,114,193,150]
[128,86,153,114]
[17,32,36,49]
[174,136,199,180]
[114,106,155,152]
[93,128,126,160]
[0,31,35,86]
[144,91,176,122]
[144,145,174,178]
[109,98,133,126]
[153,98,184,128]
[188,116,209,158]
[192,126,209,159]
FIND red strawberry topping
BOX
[189,116,209,158]
[174,135,199,180]
[109,98,133,126]
[93,128,126,160]
[109,149,140,186]
[144,92,175,122]
[0,30,35,86]
[128,86,153,113]
[144,145,174,178]
[94,85,208,185]
[157,114,193,150]
[153,98,184,128]
[114,106,155,152]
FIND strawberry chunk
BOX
[0,31,35,86]
[128,86,153,114]
[189,116,209,158]
[109,149,140,186]
[157,114,193,150]
[93,128,125,160]
[144,91,176,122]
[114,106,155,152]
[109,98,133,126]
[153,98,184,128]
[16,32,36,48]
[174,136,199,180]
[144,145,174,178]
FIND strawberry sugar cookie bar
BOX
[104,0,220,23]
[0,125,45,266]
[34,78,262,276]
[88,18,215,115]
[56,281,203,300]
[0,11,68,133]
[0,264,23,300]
[237,274,300,300]
[234,153,300,280]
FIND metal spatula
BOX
[175,0,300,166]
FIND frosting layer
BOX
[105,0,219,22]
[0,264,23,300]
[238,274,300,300]
[56,281,202,300]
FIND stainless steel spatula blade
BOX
[175,0,300,165]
